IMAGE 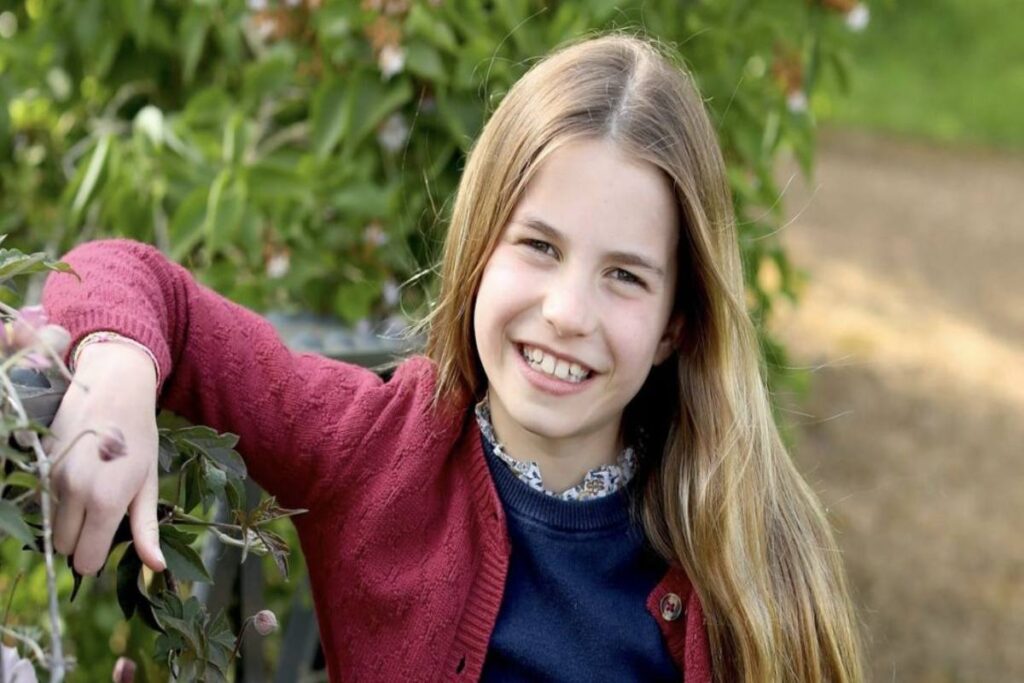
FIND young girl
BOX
[42,34,863,682]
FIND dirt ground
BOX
[770,129,1024,681]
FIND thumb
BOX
[129,467,166,573]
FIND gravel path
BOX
[771,129,1024,682]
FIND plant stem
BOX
[2,572,22,629]
[227,616,254,667]
[0,624,49,671]
[0,373,66,681]
[49,427,102,469]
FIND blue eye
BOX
[612,268,645,288]
[522,239,558,258]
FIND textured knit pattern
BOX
[474,397,637,501]
[41,239,713,683]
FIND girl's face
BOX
[473,137,680,459]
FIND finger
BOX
[72,505,124,576]
[51,488,86,558]
[129,466,166,573]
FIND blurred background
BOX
[1,0,1021,680]
[772,0,1024,679]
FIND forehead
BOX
[511,137,679,255]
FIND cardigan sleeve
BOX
[41,238,439,511]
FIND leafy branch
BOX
[0,238,299,681]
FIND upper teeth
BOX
[521,345,590,382]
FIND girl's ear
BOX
[654,314,683,366]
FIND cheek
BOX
[475,251,537,317]
[473,252,530,349]
[603,304,668,367]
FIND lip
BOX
[515,340,596,374]
[513,342,595,396]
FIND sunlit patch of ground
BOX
[771,129,1024,681]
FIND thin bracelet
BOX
[71,331,161,385]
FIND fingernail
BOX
[156,548,166,570]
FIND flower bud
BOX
[13,429,35,450]
[36,324,72,358]
[20,352,51,371]
[1,643,38,683]
[253,609,278,636]
[98,426,128,462]
[111,656,136,683]
[17,305,47,329]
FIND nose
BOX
[541,267,598,338]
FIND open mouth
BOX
[517,343,594,384]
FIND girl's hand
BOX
[45,342,166,575]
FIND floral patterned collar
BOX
[474,397,638,502]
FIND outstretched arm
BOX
[41,238,434,573]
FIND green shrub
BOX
[1,0,857,326]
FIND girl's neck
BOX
[485,394,624,494]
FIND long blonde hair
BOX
[422,33,863,682]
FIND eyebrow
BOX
[516,216,667,278]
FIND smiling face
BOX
[473,137,680,474]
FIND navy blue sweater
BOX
[479,434,680,681]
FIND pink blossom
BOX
[1,306,46,354]
[1,644,38,683]
[36,324,72,357]
[98,426,128,462]
[253,609,279,636]
[111,657,136,683]
[0,306,70,368]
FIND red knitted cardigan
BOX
[42,239,713,682]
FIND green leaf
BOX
[221,113,249,166]
[311,76,351,159]
[3,471,37,490]
[253,527,291,579]
[405,41,447,84]
[0,250,44,281]
[158,432,179,473]
[178,427,246,479]
[159,615,203,652]
[183,87,233,128]
[328,182,395,219]
[349,78,414,150]
[0,499,35,546]
[182,458,202,514]
[225,477,246,514]
[201,171,247,255]
[333,279,381,324]
[435,90,483,148]
[170,187,208,260]
[117,543,144,619]
[246,160,313,203]
[181,6,210,85]
[201,459,227,506]
[247,495,307,527]
[71,134,111,217]
[405,3,458,53]
[242,48,297,106]
[160,525,198,546]
[160,528,212,584]
[121,0,155,45]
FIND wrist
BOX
[74,338,159,391]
